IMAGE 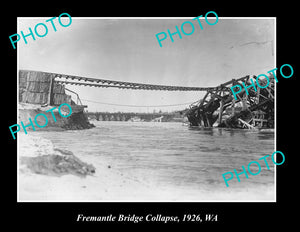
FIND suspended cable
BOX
[81,98,193,107]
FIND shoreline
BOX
[18,132,161,201]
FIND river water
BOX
[33,121,275,201]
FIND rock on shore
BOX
[19,133,95,177]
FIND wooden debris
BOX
[185,75,274,129]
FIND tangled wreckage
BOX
[185,75,274,129]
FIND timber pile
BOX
[52,82,71,105]
[19,70,71,105]
[19,70,95,130]
[20,71,51,104]
[19,70,28,102]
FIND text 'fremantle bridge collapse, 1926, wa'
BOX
[20,70,276,130]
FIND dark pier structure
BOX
[185,75,274,129]
[19,70,94,130]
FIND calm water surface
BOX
[34,121,275,198]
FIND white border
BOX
[17,17,277,203]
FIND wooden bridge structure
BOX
[52,72,217,91]
[185,75,275,129]
[20,70,274,129]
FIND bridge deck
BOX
[48,71,227,91]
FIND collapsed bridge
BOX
[53,71,275,129]
[19,70,275,129]
[185,75,274,129]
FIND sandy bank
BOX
[18,133,161,201]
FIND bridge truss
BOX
[51,71,274,129]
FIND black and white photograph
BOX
[5,3,299,228]
[16,16,276,202]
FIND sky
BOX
[18,17,275,112]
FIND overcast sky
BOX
[18,17,275,112]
